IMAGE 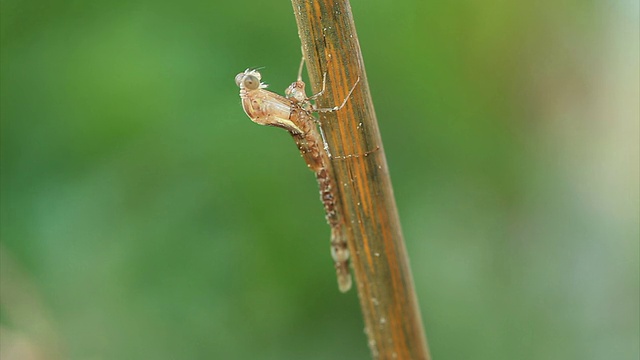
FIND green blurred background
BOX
[1,0,638,359]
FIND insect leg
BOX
[331,145,381,160]
[296,55,305,82]
[314,77,361,113]
[308,72,328,100]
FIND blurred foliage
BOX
[1,0,638,359]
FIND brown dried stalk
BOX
[290,0,432,359]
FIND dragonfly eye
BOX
[235,72,245,87]
[243,75,260,90]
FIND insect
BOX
[235,59,359,292]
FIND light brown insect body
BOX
[235,69,352,292]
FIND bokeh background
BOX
[1,0,638,359]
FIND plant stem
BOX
[290,1,431,359]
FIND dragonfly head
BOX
[235,69,264,90]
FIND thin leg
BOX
[314,77,361,113]
[297,55,326,100]
[308,72,328,100]
[296,56,305,82]
[317,122,333,158]
[330,145,381,160]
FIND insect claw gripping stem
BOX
[236,65,357,292]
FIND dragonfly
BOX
[235,59,359,292]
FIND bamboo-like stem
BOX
[290,1,431,359]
